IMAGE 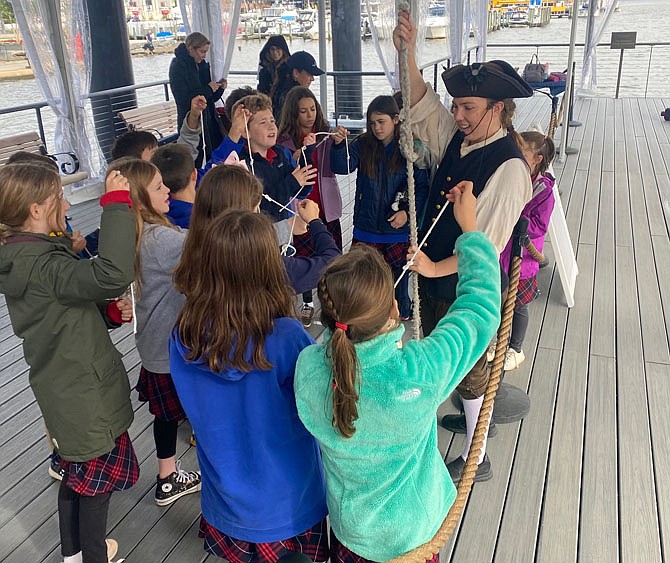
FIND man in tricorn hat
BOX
[394,11,533,482]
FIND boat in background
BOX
[425,3,448,40]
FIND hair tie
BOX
[335,321,348,332]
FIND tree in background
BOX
[0,0,16,33]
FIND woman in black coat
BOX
[257,35,290,95]
[169,32,225,164]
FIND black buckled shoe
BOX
[440,414,497,437]
[446,454,492,483]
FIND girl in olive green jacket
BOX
[0,163,137,563]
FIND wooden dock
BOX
[1,94,669,562]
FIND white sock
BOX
[460,395,488,464]
[63,552,83,563]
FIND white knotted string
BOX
[200,111,207,162]
[129,282,137,334]
[243,111,256,176]
[393,199,451,289]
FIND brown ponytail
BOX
[520,130,556,176]
[317,245,396,438]
[491,98,522,149]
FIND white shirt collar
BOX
[460,127,506,157]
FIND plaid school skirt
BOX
[329,531,439,563]
[516,277,539,306]
[293,219,343,257]
[60,431,139,496]
[137,366,187,422]
[351,239,409,272]
[199,515,329,563]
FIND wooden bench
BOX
[0,131,89,187]
[117,101,179,145]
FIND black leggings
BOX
[58,480,111,563]
[509,302,529,352]
[154,417,179,460]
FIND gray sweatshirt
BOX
[135,223,187,373]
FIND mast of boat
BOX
[557,0,579,163]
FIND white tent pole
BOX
[557,0,579,164]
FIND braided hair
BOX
[317,245,396,437]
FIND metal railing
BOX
[1,39,668,157]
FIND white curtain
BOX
[448,0,466,65]
[469,0,488,62]
[178,0,241,82]
[579,0,617,93]
[364,0,430,90]
[9,0,101,181]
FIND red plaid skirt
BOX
[60,431,139,496]
[516,277,539,306]
[137,366,187,422]
[351,239,409,272]
[330,531,439,563]
[293,219,343,257]
[199,515,329,563]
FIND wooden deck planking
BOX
[578,354,618,563]
[590,97,616,359]
[490,347,561,563]
[646,361,670,563]
[1,96,670,562]
[627,102,670,365]
[615,245,663,563]
[534,241,595,563]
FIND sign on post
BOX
[611,31,637,97]
[610,31,637,50]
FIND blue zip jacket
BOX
[169,317,328,542]
[330,138,429,241]
[208,136,309,222]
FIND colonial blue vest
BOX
[420,130,524,302]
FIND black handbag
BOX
[523,54,545,83]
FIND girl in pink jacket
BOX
[499,131,556,370]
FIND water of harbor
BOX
[0,0,667,144]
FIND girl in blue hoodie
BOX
[169,210,328,563]
[330,95,429,320]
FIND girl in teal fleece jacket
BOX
[294,181,501,562]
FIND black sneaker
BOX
[440,414,497,438]
[446,454,492,483]
[154,461,201,506]
[48,450,65,481]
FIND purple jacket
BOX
[277,133,343,223]
[499,173,555,280]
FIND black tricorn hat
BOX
[441,60,533,100]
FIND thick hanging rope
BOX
[388,220,527,563]
[397,0,421,340]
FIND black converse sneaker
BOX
[48,449,66,481]
[154,461,201,506]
